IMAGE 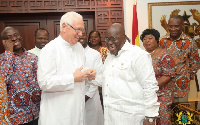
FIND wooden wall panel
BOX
[0,0,124,52]
[0,16,46,53]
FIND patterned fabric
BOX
[0,49,41,125]
[99,46,109,63]
[0,74,11,125]
[159,33,200,98]
[156,92,174,125]
[152,50,175,125]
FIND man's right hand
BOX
[73,66,87,82]
[2,40,14,52]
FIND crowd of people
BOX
[0,11,199,125]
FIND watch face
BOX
[149,118,154,123]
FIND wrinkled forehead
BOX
[5,28,19,35]
[106,28,122,37]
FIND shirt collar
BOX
[13,48,26,56]
[116,40,131,56]
[58,35,71,46]
[34,46,41,51]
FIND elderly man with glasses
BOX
[37,11,96,125]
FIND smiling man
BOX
[37,11,96,125]
[92,23,160,125]
[160,15,200,103]
[28,28,49,57]
[0,27,41,125]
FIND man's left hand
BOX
[85,69,96,80]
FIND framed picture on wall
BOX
[148,1,200,39]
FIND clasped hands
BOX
[73,66,96,82]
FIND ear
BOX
[62,23,67,32]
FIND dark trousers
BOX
[20,118,38,125]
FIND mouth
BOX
[40,43,46,46]
[170,32,177,35]
[144,44,150,47]
[108,44,116,52]
[14,41,20,46]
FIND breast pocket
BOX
[114,61,132,81]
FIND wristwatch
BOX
[145,117,155,124]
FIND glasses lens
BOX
[110,37,115,42]
[105,38,109,42]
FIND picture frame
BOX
[148,1,200,38]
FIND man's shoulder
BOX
[26,51,38,60]
[87,47,99,54]
[28,47,36,53]
[130,45,147,55]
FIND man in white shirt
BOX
[28,28,49,57]
[93,23,160,125]
[37,11,96,125]
[78,32,104,125]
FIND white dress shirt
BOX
[37,35,85,125]
[93,41,160,125]
[28,46,41,57]
[84,46,104,125]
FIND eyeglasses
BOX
[105,34,124,42]
[5,34,20,41]
[66,23,84,33]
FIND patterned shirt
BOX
[159,33,200,97]
[99,46,109,63]
[0,49,41,125]
[0,74,11,125]
[152,50,175,96]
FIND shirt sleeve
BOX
[189,39,200,79]
[133,52,160,117]
[37,48,74,92]
[85,52,103,98]
[0,51,15,82]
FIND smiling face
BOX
[61,19,84,45]
[3,28,23,52]
[89,32,101,46]
[78,32,88,48]
[105,23,126,56]
[142,34,158,53]
[35,30,49,49]
[168,18,184,40]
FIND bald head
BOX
[106,23,125,36]
[105,23,126,56]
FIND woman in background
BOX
[0,74,11,125]
[88,30,109,63]
[141,29,175,125]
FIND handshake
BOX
[73,66,96,83]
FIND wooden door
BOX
[0,13,94,54]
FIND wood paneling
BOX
[0,0,124,53]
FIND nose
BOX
[11,36,18,41]
[78,31,83,36]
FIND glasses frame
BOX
[66,23,84,33]
[5,33,20,41]
[105,34,125,42]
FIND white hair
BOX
[60,11,83,31]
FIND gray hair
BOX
[1,26,18,40]
[60,11,83,31]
